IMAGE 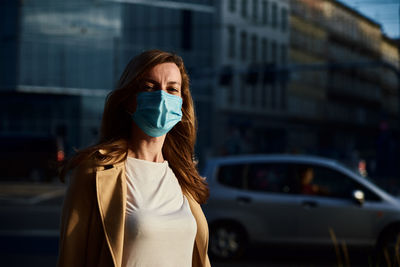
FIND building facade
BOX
[0,0,215,160]
[380,35,399,125]
[1,0,122,152]
[288,0,327,154]
[287,0,399,174]
[212,0,291,156]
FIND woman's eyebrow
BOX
[143,79,181,86]
[167,81,181,86]
[143,78,158,84]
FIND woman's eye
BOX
[143,85,154,91]
[168,88,179,93]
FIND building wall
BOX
[0,0,20,91]
[0,0,216,160]
[213,0,290,156]
[380,36,399,120]
[0,92,81,155]
[288,14,327,120]
[287,8,328,154]
[288,0,399,174]
[217,0,289,110]
[18,0,121,90]
[0,0,121,151]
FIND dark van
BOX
[0,134,64,182]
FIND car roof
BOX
[206,154,341,167]
[204,154,399,202]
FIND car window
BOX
[217,164,248,189]
[296,164,381,201]
[247,163,295,194]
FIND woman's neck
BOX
[128,124,166,162]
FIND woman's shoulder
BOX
[63,139,127,186]
[67,159,98,188]
[79,140,127,169]
[72,156,120,177]
[74,149,125,175]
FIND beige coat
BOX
[57,159,211,267]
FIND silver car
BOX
[202,154,400,260]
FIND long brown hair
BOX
[60,49,209,204]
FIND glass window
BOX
[252,0,258,22]
[281,7,287,32]
[271,40,277,64]
[228,81,234,104]
[218,162,299,194]
[262,38,268,62]
[227,25,236,59]
[261,83,267,108]
[217,164,248,189]
[251,34,258,62]
[181,10,193,50]
[240,31,247,61]
[229,0,236,12]
[271,83,276,108]
[280,44,287,65]
[241,0,247,18]
[271,2,277,28]
[295,164,381,201]
[247,163,295,193]
[240,75,246,105]
[262,0,268,25]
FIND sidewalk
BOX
[0,181,66,205]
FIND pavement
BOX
[0,182,64,267]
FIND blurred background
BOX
[0,0,399,266]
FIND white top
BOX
[122,157,197,267]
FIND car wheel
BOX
[209,222,247,260]
[376,228,400,266]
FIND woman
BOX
[57,50,210,267]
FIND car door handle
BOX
[301,200,318,208]
[236,196,252,204]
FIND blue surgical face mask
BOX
[132,90,183,137]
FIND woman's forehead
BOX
[145,63,181,83]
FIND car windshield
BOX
[332,160,398,197]
[350,168,397,196]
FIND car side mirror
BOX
[352,190,365,205]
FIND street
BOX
[0,182,372,267]
[0,182,63,267]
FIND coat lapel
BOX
[96,164,126,267]
[186,193,210,267]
